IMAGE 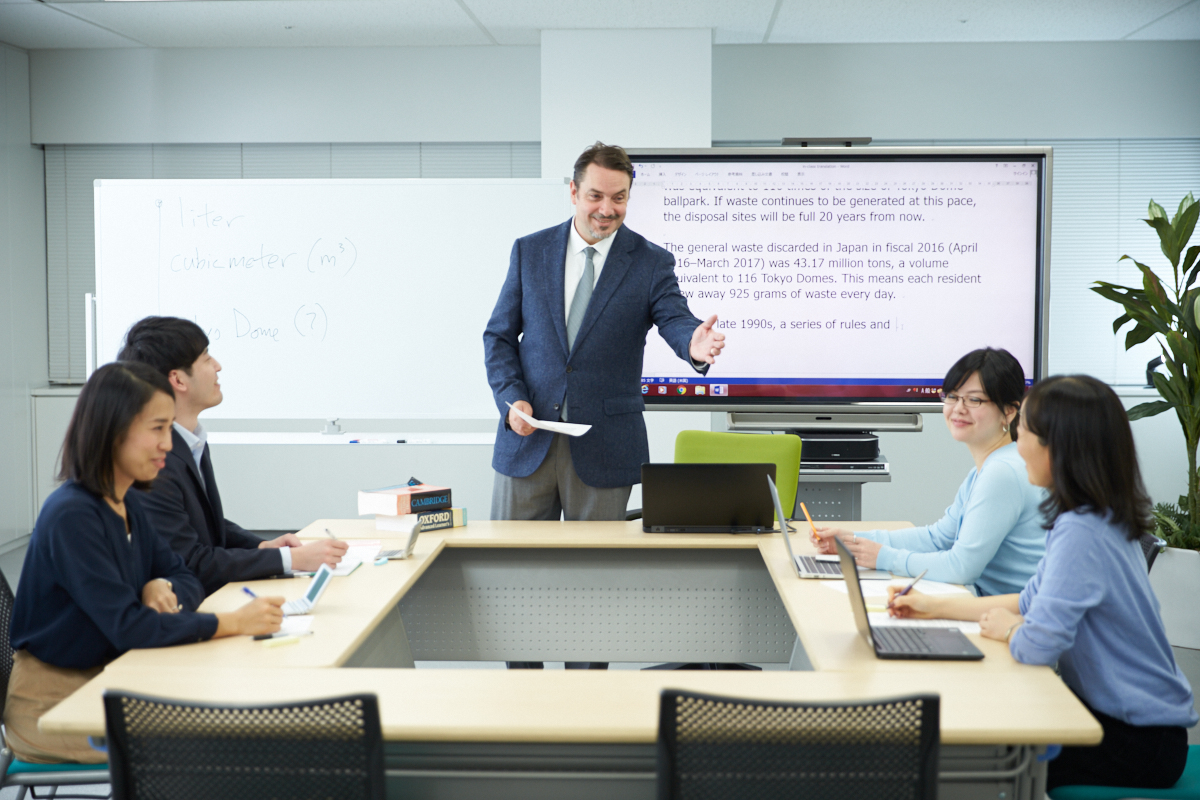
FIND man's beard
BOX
[586,215,620,241]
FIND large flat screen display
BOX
[625,148,1049,410]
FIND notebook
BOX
[834,536,984,661]
[641,463,777,533]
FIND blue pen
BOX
[242,586,258,599]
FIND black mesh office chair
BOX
[103,691,385,800]
[0,571,112,800]
[1140,532,1167,573]
[657,689,940,800]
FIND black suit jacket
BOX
[134,428,283,595]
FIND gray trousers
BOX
[491,433,632,522]
[492,434,631,670]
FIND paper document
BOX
[279,616,314,636]
[869,614,981,635]
[822,579,973,598]
[294,540,378,578]
[505,402,592,437]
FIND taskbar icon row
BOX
[641,383,728,397]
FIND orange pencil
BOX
[799,502,819,540]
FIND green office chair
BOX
[627,430,802,522]
[0,571,111,799]
[1048,746,1200,800]
[674,430,802,520]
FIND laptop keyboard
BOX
[796,556,842,575]
[873,626,933,654]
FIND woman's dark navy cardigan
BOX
[12,481,218,670]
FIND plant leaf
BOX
[1125,322,1157,349]
[1176,193,1196,220]
[1128,400,1173,420]
[1112,312,1133,334]
[1183,245,1200,291]
[1150,199,1168,220]
[1147,216,1181,267]
[1173,200,1199,259]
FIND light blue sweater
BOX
[1013,509,1197,728]
[858,443,1047,596]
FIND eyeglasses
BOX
[939,392,991,409]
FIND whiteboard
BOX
[95,179,570,419]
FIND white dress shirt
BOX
[564,220,617,319]
[173,421,207,490]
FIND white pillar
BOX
[540,29,712,180]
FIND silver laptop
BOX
[767,475,890,580]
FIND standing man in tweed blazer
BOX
[484,143,726,524]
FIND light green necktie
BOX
[562,246,595,421]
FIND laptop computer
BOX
[282,562,334,616]
[833,536,984,661]
[767,475,890,580]
[641,463,775,533]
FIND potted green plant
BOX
[1092,193,1198,647]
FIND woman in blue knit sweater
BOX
[5,361,284,763]
[891,375,1196,790]
[814,348,1047,596]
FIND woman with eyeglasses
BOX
[813,347,1046,596]
[890,375,1196,790]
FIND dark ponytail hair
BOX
[59,361,174,500]
[942,347,1027,442]
[1021,375,1152,540]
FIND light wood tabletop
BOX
[44,664,1100,746]
[38,518,1103,746]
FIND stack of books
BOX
[357,483,467,532]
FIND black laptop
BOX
[834,536,984,661]
[641,463,775,533]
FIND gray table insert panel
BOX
[383,742,1045,800]
[397,547,798,663]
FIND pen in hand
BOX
[325,528,338,541]
[242,586,258,599]
[886,569,928,610]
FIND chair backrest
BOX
[657,689,940,800]
[1139,532,1167,573]
[103,691,385,800]
[0,571,16,720]
[674,431,802,518]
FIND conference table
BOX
[41,519,1101,800]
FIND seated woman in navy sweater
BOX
[891,375,1197,790]
[5,361,284,763]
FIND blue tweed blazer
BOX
[484,220,703,488]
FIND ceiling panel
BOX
[0,1,140,48]
[55,0,489,48]
[1128,0,1200,39]
[769,0,1194,43]
[456,0,779,45]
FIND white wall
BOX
[540,29,711,179]
[29,47,540,145]
[0,43,49,548]
[713,41,1200,141]
[20,39,1200,530]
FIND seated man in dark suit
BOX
[121,317,346,595]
